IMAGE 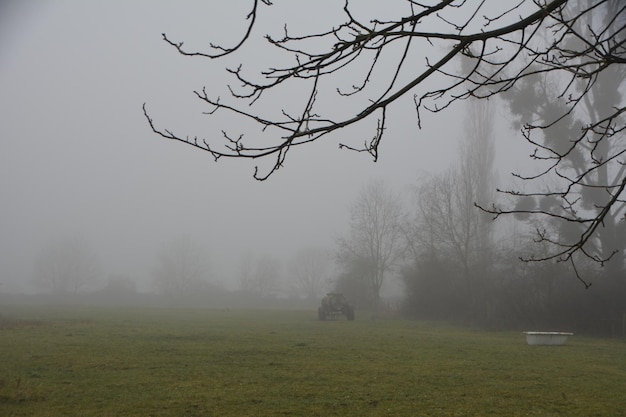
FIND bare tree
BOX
[413,170,482,305]
[288,247,331,299]
[34,236,100,294]
[253,255,282,297]
[338,180,404,306]
[237,251,282,296]
[238,250,255,292]
[153,235,209,295]
[406,98,497,314]
[145,1,625,276]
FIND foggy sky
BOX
[0,2,525,293]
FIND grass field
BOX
[1,306,625,416]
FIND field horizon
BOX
[1,305,625,416]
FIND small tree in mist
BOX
[337,180,404,307]
[288,247,331,300]
[34,236,100,294]
[100,274,137,297]
[145,0,626,282]
[253,255,282,297]
[153,235,209,295]
[237,251,282,297]
[238,250,255,292]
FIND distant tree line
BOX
[332,97,625,336]
[26,184,626,336]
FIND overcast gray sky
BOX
[1,1,527,293]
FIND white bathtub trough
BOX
[524,331,573,346]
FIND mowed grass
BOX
[1,306,625,416]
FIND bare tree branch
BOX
[146,0,626,275]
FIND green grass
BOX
[1,306,625,416]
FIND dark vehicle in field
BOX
[318,293,355,320]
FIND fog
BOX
[0,2,525,296]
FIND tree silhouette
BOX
[288,247,331,300]
[34,236,100,294]
[153,235,209,295]
[337,180,404,306]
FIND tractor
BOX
[318,293,355,320]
